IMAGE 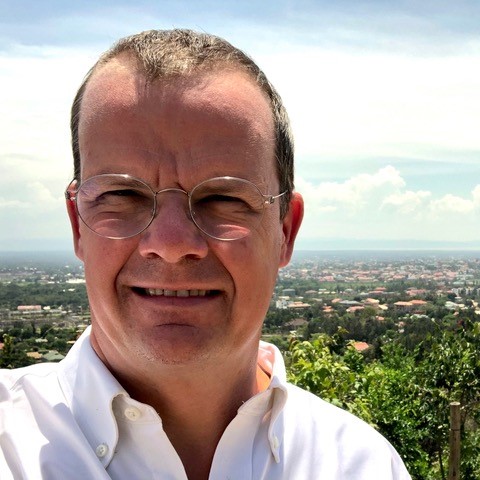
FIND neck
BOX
[112,351,262,480]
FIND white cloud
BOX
[0,46,100,181]
[25,182,63,211]
[0,46,99,249]
[297,166,405,214]
[430,194,475,215]
[382,191,431,215]
[0,199,26,209]
[472,186,480,207]
[259,48,480,163]
[297,166,480,243]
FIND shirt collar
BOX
[57,326,124,467]
[56,328,289,466]
[256,340,288,463]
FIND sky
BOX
[1,0,480,251]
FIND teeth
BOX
[145,288,208,297]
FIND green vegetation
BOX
[286,312,480,480]
[0,282,88,310]
[0,323,80,368]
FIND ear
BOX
[65,183,85,262]
[279,192,304,267]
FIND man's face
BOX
[67,57,302,374]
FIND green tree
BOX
[286,326,480,479]
[287,335,373,424]
[0,334,34,368]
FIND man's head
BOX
[71,29,294,218]
[66,29,303,375]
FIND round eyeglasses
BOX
[65,174,286,241]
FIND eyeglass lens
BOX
[75,175,267,240]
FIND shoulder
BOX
[0,362,59,384]
[0,363,60,402]
[283,382,387,443]
[279,383,411,478]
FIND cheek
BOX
[222,228,282,300]
[82,236,135,288]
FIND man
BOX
[0,30,410,479]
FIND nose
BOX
[137,191,209,263]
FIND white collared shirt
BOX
[0,327,411,479]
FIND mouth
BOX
[133,288,217,298]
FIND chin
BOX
[132,329,222,366]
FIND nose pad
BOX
[138,190,208,262]
[152,188,190,221]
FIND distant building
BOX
[275,297,290,309]
[27,352,43,360]
[394,301,414,313]
[284,318,308,330]
[288,301,310,310]
[352,341,370,353]
[410,300,428,311]
[17,305,42,312]
[445,301,461,311]
[338,300,362,307]
[42,351,65,362]
[406,289,427,297]
[347,306,365,314]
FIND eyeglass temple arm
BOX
[265,191,287,205]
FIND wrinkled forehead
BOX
[79,58,274,146]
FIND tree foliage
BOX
[287,318,480,480]
[0,282,88,310]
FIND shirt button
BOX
[95,443,108,458]
[124,406,141,421]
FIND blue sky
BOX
[1,0,479,250]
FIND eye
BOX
[196,193,256,211]
[92,184,153,201]
[200,193,244,203]
[100,188,144,198]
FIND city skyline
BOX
[1,0,479,251]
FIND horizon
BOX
[2,247,480,257]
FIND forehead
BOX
[78,57,276,183]
[81,58,274,132]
